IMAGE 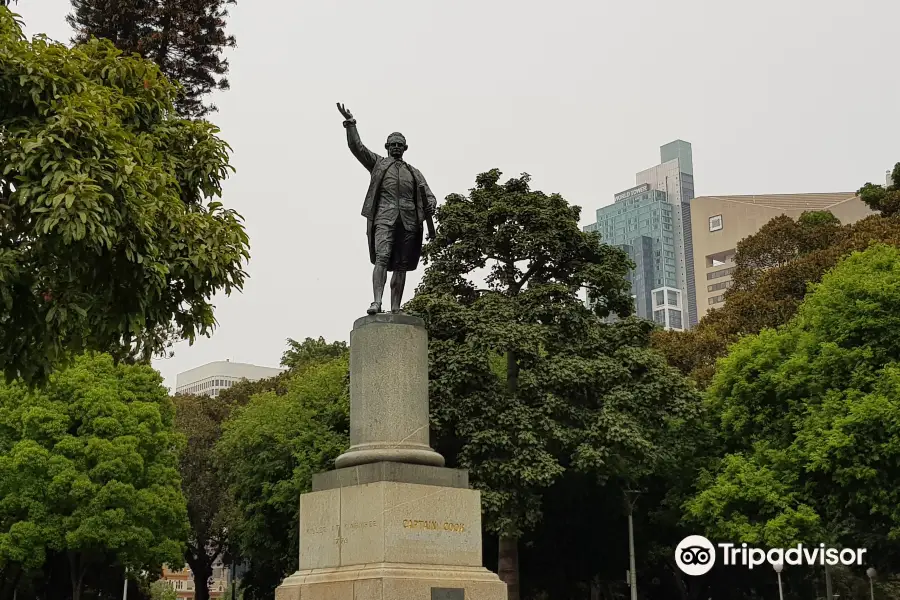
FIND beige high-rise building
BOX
[690,192,875,320]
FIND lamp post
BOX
[866,567,876,600]
[773,561,785,600]
[624,489,641,600]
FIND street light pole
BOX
[773,561,785,600]
[230,560,236,600]
[866,567,876,600]
[624,490,640,600]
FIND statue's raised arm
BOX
[337,102,380,172]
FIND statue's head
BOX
[385,132,407,160]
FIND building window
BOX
[667,290,679,306]
[653,310,666,324]
[707,267,735,280]
[708,280,733,292]
[654,291,664,307]
[709,294,726,305]
[709,215,723,232]
[668,309,683,329]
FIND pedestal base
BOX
[334,314,445,470]
[274,563,506,600]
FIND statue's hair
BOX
[386,132,407,145]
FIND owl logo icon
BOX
[675,535,716,576]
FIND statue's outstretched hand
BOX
[337,103,354,121]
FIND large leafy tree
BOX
[170,339,336,600]
[171,338,337,600]
[684,244,900,596]
[407,170,700,600]
[653,209,900,387]
[173,393,234,600]
[0,9,249,383]
[0,353,189,600]
[216,352,349,600]
[67,0,237,118]
[280,337,348,371]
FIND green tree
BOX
[67,0,237,118]
[172,393,234,600]
[408,170,699,600]
[653,210,900,387]
[150,579,178,600]
[216,353,349,600]
[280,337,349,371]
[0,353,190,600]
[859,163,900,217]
[172,340,309,600]
[685,245,900,576]
[0,8,249,383]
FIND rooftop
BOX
[694,192,858,211]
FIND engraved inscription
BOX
[303,525,328,535]
[403,519,467,533]
[345,520,377,530]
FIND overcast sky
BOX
[17,0,899,391]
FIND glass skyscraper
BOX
[584,140,697,330]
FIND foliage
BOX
[859,163,900,217]
[150,579,177,600]
[0,353,189,600]
[67,0,237,118]
[216,353,349,600]
[652,210,900,387]
[684,245,900,571]
[407,170,700,599]
[172,393,234,600]
[0,8,250,383]
[280,337,348,370]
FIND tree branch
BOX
[512,260,545,294]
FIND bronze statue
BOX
[337,103,437,315]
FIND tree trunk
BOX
[187,554,214,600]
[68,552,86,600]
[0,565,22,600]
[498,535,520,600]
[154,2,176,74]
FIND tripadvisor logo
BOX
[675,535,867,576]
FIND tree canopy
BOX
[0,8,249,383]
[652,210,900,386]
[407,169,700,600]
[685,244,900,579]
[172,392,233,600]
[67,0,237,118]
[215,352,349,600]
[0,352,189,600]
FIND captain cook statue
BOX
[337,103,437,315]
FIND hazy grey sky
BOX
[17,0,899,391]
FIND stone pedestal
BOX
[335,314,444,469]
[275,315,506,600]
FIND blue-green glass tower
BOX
[584,141,696,330]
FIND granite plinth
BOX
[299,481,482,570]
[313,462,468,491]
[334,314,444,469]
[275,564,506,600]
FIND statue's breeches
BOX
[374,219,418,271]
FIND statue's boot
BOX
[367,302,382,315]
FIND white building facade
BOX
[175,360,285,397]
